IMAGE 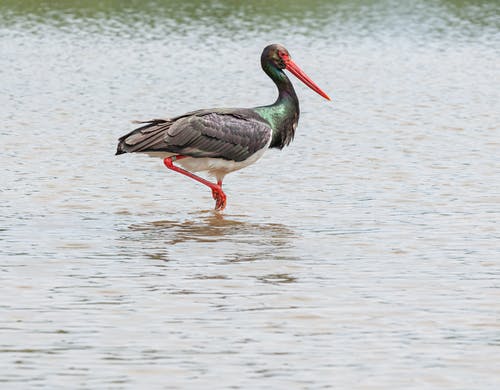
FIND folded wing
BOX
[116,109,272,162]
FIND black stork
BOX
[116,44,330,211]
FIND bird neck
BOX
[254,65,300,149]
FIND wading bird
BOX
[116,44,330,211]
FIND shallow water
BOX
[1,0,500,388]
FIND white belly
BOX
[145,145,268,181]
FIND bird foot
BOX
[211,187,227,211]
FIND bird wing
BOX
[116,109,272,162]
[165,111,272,162]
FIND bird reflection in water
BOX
[123,211,299,267]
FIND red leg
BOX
[163,156,227,211]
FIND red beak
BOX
[285,59,331,101]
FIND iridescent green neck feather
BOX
[254,61,300,149]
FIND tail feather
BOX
[116,119,171,155]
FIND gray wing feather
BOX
[116,110,272,162]
[165,113,271,161]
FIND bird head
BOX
[262,44,331,101]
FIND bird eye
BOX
[278,51,289,62]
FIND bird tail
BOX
[115,119,171,155]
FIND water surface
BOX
[1,0,499,388]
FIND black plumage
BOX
[116,108,272,162]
